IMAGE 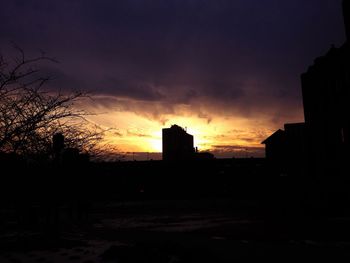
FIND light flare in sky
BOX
[85,105,280,159]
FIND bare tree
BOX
[0,45,107,159]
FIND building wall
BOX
[284,123,308,175]
[301,44,350,175]
[263,124,307,176]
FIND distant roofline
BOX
[261,129,285,144]
[162,124,193,137]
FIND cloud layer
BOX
[0,0,346,157]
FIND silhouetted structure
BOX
[195,151,215,160]
[52,133,89,164]
[263,1,350,176]
[262,123,307,175]
[301,0,350,176]
[53,133,65,159]
[162,125,194,161]
[262,129,285,161]
[284,123,308,175]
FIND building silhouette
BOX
[262,123,307,175]
[52,133,89,164]
[263,0,350,176]
[53,133,65,159]
[301,0,350,176]
[194,151,215,160]
[262,129,285,163]
[162,125,194,161]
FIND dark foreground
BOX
[1,198,350,263]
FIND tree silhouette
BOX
[0,45,105,158]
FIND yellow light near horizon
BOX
[84,104,279,156]
[149,138,162,152]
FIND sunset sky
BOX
[0,0,346,159]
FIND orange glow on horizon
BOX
[79,95,304,159]
[86,111,279,158]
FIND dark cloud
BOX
[0,0,345,127]
[210,145,265,158]
[40,65,87,92]
[100,78,166,101]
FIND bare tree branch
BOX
[0,46,110,159]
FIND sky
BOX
[0,0,346,159]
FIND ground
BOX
[1,199,350,262]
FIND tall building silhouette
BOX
[162,125,194,161]
[301,0,350,175]
[263,1,349,176]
